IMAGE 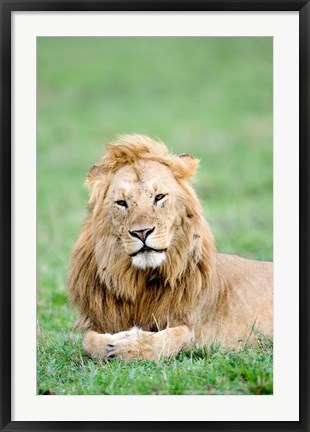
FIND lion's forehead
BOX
[110,161,177,197]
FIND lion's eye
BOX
[115,200,128,208]
[154,194,166,203]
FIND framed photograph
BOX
[1,1,309,431]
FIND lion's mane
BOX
[68,135,217,334]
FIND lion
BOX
[68,134,273,362]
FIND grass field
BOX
[37,37,273,395]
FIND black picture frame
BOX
[1,1,309,431]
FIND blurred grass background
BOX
[37,37,273,395]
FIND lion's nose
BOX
[129,227,155,242]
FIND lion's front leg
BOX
[82,327,153,359]
[106,325,195,362]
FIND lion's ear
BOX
[86,164,102,188]
[86,160,111,188]
[179,153,194,159]
[85,164,110,208]
[172,153,199,180]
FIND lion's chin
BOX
[131,251,166,270]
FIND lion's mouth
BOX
[130,246,167,257]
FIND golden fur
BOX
[68,134,273,361]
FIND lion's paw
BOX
[83,331,115,358]
[105,337,156,362]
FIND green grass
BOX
[37,37,273,395]
[37,331,273,396]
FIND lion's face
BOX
[106,160,181,270]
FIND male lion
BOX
[68,134,273,361]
